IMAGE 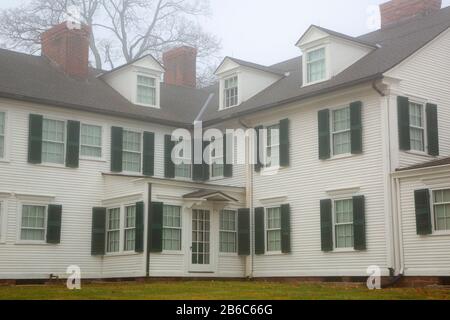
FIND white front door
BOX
[189,209,214,272]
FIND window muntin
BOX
[307,47,326,83]
[223,76,238,108]
[433,189,450,231]
[80,124,102,158]
[162,205,182,251]
[137,75,156,106]
[174,138,191,179]
[42,118,65,164]
[332,107,351,156]
[334,199,354,249]
[106,208,120,253]
[266,207,281,252]
[219,210,237,253]
[20,205,46,241]
[122,130,142,172]
[124,205,136,251]
[266,124,280,168]
[211,137,224,178]
[409,102,425,152]
[0,112,5,159]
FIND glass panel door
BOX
[191,209,210,266]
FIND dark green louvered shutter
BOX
[143,132,155,176]
[223,133,233,177]
[281,204,291,254]
[353,195,366,250]
[414,189,432,235]
[320,199,333,252]
[193,138,204,181]
[255,207,265,255]
[28,114,43,164]
[279,119,290,167]
[135,201,145,253]
[318,109,330,160]
[237,208,250,256]
[255,126,263,172]
[46,205,62,244]
[426,103,439,156]
[149,202,163,252]
[111,127,123,172]
[164,135,175,178]
[202,140,210,181]
[398,96,411,151]
[350,101,363,154]
[66,120,80,168]
[91,207,106,256]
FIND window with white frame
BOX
[332,106,351,156]
[433,189,450,232]
[306,47,326,83]
[136,75,156,106]
[42,118,65,164]
[122,130,142,172]
[223,76,238,108]
[124,205,136,251]
[265,124,280,168]
[162,205,182,251]
[409,102,425,152]
[174,138,191,179]
[0,112,5,159]
[219,210,237,253]
[20,205,46,241]
[106,208,120,253]
[211,137,224,178]
[80,124,102,158]
[334,199,354,249]
[266,207,281,252]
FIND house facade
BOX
[0,0,449,281]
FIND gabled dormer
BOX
[215,57,284,110]
[296,25,377,87]
[101,54,165,108]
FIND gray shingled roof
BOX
[0,6,449,127]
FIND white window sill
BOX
[260,166,282,176]
[0,159,10,163]
[326,153,356,161]
[403,150,432,158]
[302,78,329,87]
[209,176,224,182]
[264,251,284,256]
[330,248,357,253]
[80,157,106,163]
[104,251,142,257]
[429,231,450,237]
[135,102,160,109]
[159,250,184,256]
[15,241,50,246]
[219,252,239,257]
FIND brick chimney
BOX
[163,46,197,88]
[41,22,91,79]
[380,0,442,28]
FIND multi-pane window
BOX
[20,205,46,241]
[122,130,142,172]
[106,208,120,253]
[211,138,224,178]
[42,118,65,164]
[0,112,5,159]
[174,138,191,179]
[137,75,156,106]
[334,199,354,249]
[223,76,238,108]
[266,207,281,252]
[332,107,351,155]
[162,205,182,251]
[266,124,280,168]
[219,210,237,253]
[306,47,326,83]
[80,124,102,158]
[433,189,450,231]
[409,102,425,152]
[124,205,136,251]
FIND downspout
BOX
[146,183,153,277]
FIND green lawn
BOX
[0,281,449,300]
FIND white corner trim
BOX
[258,196,288,206]
[325,186,361,197]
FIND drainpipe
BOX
[146,183,153,277]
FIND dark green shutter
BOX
[398,96,411,151]
[135,201,145,253]
[426,103,439,156]
[28,114,43,164]
[318,109,330,160]
[353,195,366,250]
[279,119,290,167]
[255,126,263,172]
[320,199,333,252]
[46,205,62,244]
[91,207,106,256]
[66,120,80,168]
[149,202,163,252]
[414,189,432,235]
[143,132,155,176]
[350,101,363,154]
[111,127,123,172]
[223,133,233,177]
[281,204,291,254]
[237,208,250,256]
[254,207,265,255]
[202,140,210,181]
[193,138,204,181]
[164,135,175,178]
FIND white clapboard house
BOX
[0,0,449,282]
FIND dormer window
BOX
[306,47,326,84]
[136,75,157,106]
[223,76,239,109]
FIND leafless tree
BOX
[0,0,221,86]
